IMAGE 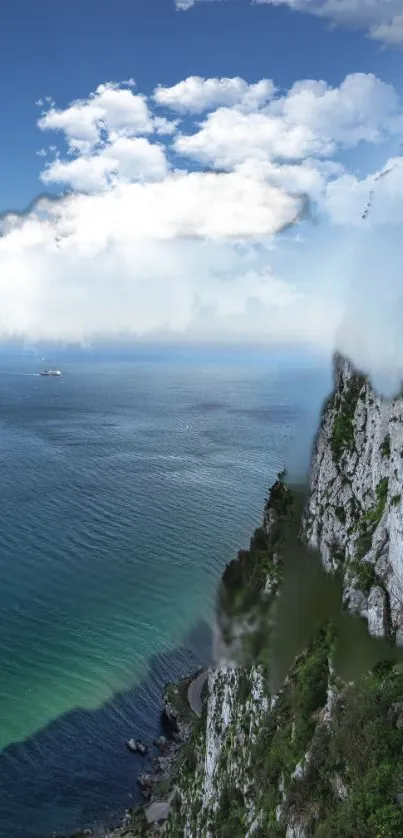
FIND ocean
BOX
[0,347,330,838]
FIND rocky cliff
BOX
[127,354,403,838]
[303,353,403,641]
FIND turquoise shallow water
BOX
[0,348,330,837]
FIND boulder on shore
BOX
[153,735,169,751]
[126,738,148,755]
[137,773,155,799]
[126,738,137,753]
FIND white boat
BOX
[40,369,61,377]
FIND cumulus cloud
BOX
[175,108,327,167]
[174,74,402,170]
[154,76,275,113]
[40,137,169,191]
[37,82,171,191]
[370,11,403,44]
[177,0,403,47]
[153,116,180,135]
[272,74,401,145]
[36,168,306,241]
[315,0,403,45]
[37,82,153,153]
[0,72,402,361]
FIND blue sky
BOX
[0,0,403,380]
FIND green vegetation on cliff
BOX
[380,434,391,458]
[251,625,334,830]
[286,660,403,838]
[219,473,293,618]
[331,371,367,464]
[350,477,389,588]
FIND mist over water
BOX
[0,347,330,838]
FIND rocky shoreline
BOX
[55,668,205,838]
[136,668,203,803]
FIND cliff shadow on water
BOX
[0,622,212,838]
[269,486,403,692]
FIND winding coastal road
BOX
[187,669,209,717]
[145,798,172,824]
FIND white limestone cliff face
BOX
[303,353,403,639]
[165,663,272,837]
[164,481,291,837]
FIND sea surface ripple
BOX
[0,350,330,837]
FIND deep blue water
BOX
[0,349,330,838]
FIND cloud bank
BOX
[1,73,402,370]
[176,0,403,47]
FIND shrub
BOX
[349,557,376,594]
[217,786,245,837]
[380,434,391,458]
[282,662,403,838]
[219,473,292,617]
[237,669,251,704]
[335,506,346,524]
[331,373,366,464]
[355,478,389,562]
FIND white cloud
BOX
[37,83,169,191]
[37,81,152,153]
[174,74,401,169]
[315,0,403,44]
[175,107,325,167]
[100,137,168,182]
[5,169,305,244]
[178,0,403,47]
[175,0,200,7]
[371,11,403,44]
[0,152,309,343]
[153,116,180,135]
[272,74,401,145]
[40,137,168,191]
[0,72,401,360]
[240,157,344,203]
[40,155,118,192]
[154,76,275,113]
[0,191,327,345]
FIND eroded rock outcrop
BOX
[303,353,403,639]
